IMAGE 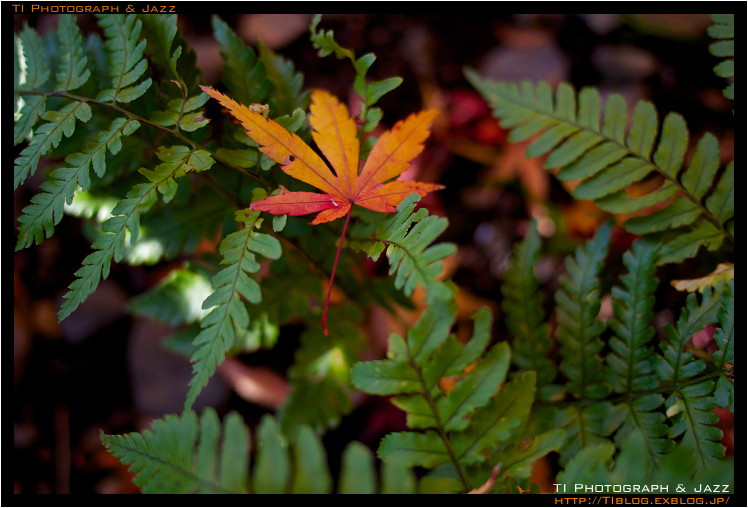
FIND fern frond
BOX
[605,239,659,393]
[138,14,180,80]
[708,14,734,100]
[14,101,92,189]
[14,24,50,145]
[555,221,612,399]
[104,411,424,494]
[501,219,555,389]
[211,16,270,106]
[666,380,724,471]
[101,408,249,493]
[467,72,733,264]
[58,146,214,321]
[16,118,140,249]
[96,14,152,103]
[609,394,673,469]
[362,194,457,302]
[258,41,310,116]
[712,280,734,411]
[185,208,282,409]
[152,92,210,133]
[55,15,90,92]
[656,284,723,385]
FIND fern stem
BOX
[20,90,272,189]
[400,346,471,491]
[321,207,353,335]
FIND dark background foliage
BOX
[12,11,733,494]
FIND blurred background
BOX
[12,12,734,494]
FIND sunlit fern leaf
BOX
[712,280,734,412]
[501,219,555,389]
[58,147,213,321]
[554,221,612,400]
[466,72,733,265]
[708,14,734,100]
[14,101,92,190]
[185,208,282,410]
[95,14,152,103]
[14,24,49,146]
[16,118,140,249]
[211,15,270,106]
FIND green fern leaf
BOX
[666,381,724,470]
[555,221,612,399]
[555,403,612,464]
[657,284,724,384]
[467,72,733,264]
[14,24,49,145]
[55,15,90,92]
[16,118,140,249]
[708,14,734,100]
[258,41,309,116]
[712,281,734,411]
[363,194,457,302]
[139,14,179,80]
[14,101,92,189]
[339,442,378,494]
[59,146,212,321]
[96,14,152,103]
[609,394,673,469]
[452,371,536,464]
[289,426,332,494]
[436,342,510,431]
[493,429,566,479]
[501,219,555,388]
[211,15,270,106]
[151,92,210,132]
[101,408,250,493]
[378,431,451,468]
[252,416,290,494]
[185,208,282,409]
[605,239,659,393]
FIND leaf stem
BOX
[321,207,353,335]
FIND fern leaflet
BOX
[58,146,214,320]
[501,219,556,391]
[712,280,734,411]
[55,15,91,92]
[211,16,270,106]
[103,410,428,493]
[356,194,457,302]
[14,101,92,189]
[185,208,282,409]
[96,14,152,103]
[708,14,734,100]
[16,118,141,249]
[467,72,733,264]
[14,23,49,145]
[555,220,611,399]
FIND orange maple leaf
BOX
[201,86,443,333]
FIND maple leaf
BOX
[201,86,443,333]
